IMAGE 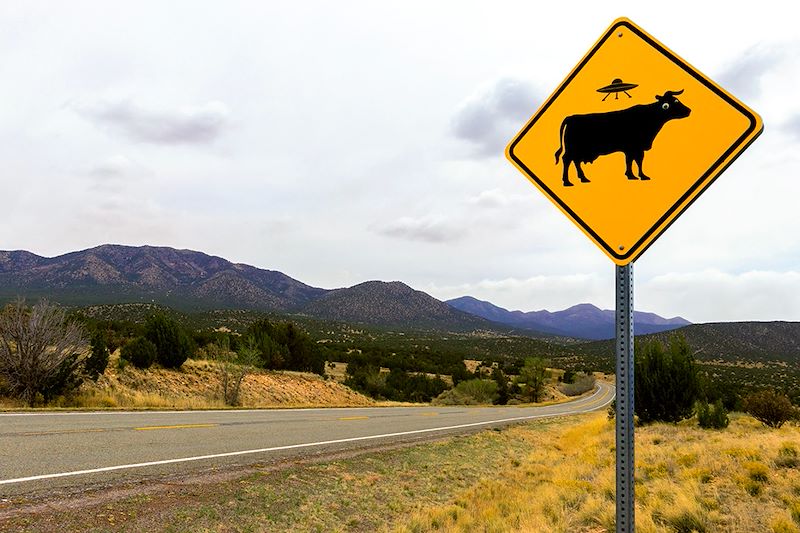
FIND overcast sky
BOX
[1,1,798,323]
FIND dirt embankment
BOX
[47,355,375,410]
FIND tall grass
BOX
[396,413,800,532]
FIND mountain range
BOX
[446,296,691,340]
[0,244,687,338]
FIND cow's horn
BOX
[665,89,684,97]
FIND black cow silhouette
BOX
[554,90,691,186]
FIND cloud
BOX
[641,270,800,323]
[75,98,230,145]
[782,114,800,140]
[426,274,608,312]
[451,77,540,156]
[716,44,785,100]
[376,215,463,243]
[467,188,510,208]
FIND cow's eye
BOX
[662,103,670,110]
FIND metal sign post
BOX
[615,264,635,531]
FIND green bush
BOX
[697,399,729,429]
[635,335,700,423]
[144,314,192,369]
[744,390,797,429]
[85,331,110,381]
[120,337,157,369]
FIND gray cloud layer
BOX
[377,216,463,243]
[717,44,785,100]
[76,99,230,145]
[451,78,540,156]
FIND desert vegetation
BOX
[398,413,800,532]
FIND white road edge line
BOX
[0,385,614,486]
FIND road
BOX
[0,382,614,497]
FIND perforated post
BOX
[616,263,635,532]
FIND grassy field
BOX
[3,412,800,532]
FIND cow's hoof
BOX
[626,175,638,180]
[563,181,574,187]
[640,175,651,181]
[579,177,590,183]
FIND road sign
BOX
[506,18,763,265]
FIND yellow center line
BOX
[134,423,217,431]
[420,412,439,417]
[337,416,369,421]
[22,428,108,436]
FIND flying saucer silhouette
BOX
[597,78,638,101]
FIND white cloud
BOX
[716,44,785,101]
[376,215,463,243]
[640,270,800,323]
[74,98,230,145]
[451,77,540,156]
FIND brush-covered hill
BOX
[300,281,496,331]
[0,244,326,312]
[575,321,800,364]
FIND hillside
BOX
[5,355,375,410]
[0,244,325,312]
[447,296,690,340]
[300,281,496,331]
[577,321,800,364]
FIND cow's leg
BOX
[636,153,651,180]
[625,153,638,180]
[562,158,573,186]
[575,161,590,183]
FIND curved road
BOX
[0,382,614,497]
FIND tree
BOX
[491,367,510,405]
[634,335,700,423]
[517,357,550,403]
[120,337,157,369]
[144,314,192,368]
[0,299,89,406]
[210,336,259,406]
[85,331,110,381]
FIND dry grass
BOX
[396,413,800,533]
[1,353,374,410]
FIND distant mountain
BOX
[300,281,494,331]
[0,245,504,333]
[447,296,690,340]
[0,244,325,312]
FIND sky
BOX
[1,1,799,323]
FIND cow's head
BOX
[656,90,691,119]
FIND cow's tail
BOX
[554,119,567,164]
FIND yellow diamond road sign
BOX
[506,18,763,265]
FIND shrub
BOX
[144,314,192,369]
[635,335,700,423]
[775,443,799,468]
[744,390,797,429]
[120,337,157,369]
[0,299,89,406]
[697,399,729,429]
[558,372,595,396]
[85,331,110,381]
[455,379,498,404]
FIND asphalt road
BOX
[0,382,614,497]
